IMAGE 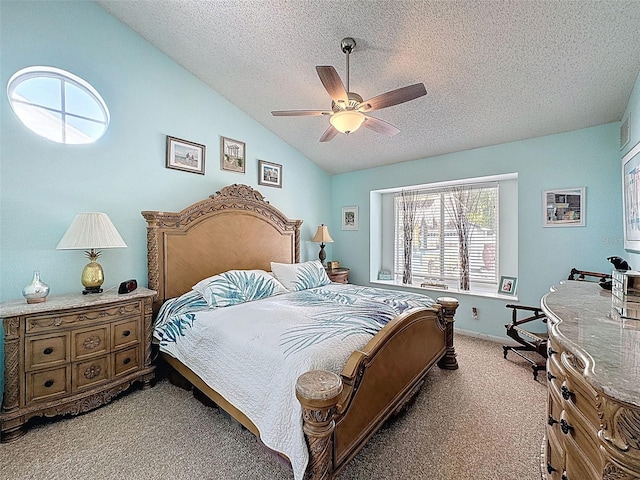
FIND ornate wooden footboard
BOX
[143,184,459,480]
[296,297,458,480]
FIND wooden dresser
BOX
[541,281,639,479]
[0,287,156,442]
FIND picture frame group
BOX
[166,134,286,189]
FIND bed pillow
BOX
[193,269,289,308]
[270,260,331,292]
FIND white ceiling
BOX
[97,0,640,175]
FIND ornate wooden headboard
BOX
[142,184,302,312]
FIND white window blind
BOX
[393,183,499,288]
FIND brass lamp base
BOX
[81,249,105,295]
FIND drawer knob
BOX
[561,385,574,400]
[547,462,556,474]
[548,347,558,356]
[82,335,102,350]
[548,415,558,426]
[43,347,53,355]
[547,371,556,381]
[84,364,102,380]
[560,418,573,435]
[123,357,131,365]
[44,380,54,388]
[122,330,131,337]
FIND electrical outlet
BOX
[472,307,478,319]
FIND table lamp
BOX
[311,224,334,266]
[56,212,127,294]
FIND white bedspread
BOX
[154,284,435,480]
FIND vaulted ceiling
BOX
[97,0,640,174]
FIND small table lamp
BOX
[311,224,334,266]
[56,212,127,294]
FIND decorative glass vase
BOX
[22,270,50,304]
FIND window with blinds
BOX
[393,182,498,289]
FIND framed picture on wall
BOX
[166,136,205,175]
[623,142,640,252]
[342,206,359,231]
[498,276,517,296]
[258,160,282,188]
[220,136,246,173]
[542,187,585,227]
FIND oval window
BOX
[7,66,110,144]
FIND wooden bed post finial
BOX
[296,370,343,480]
[436,296,459,370]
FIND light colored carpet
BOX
[0,334,547,480]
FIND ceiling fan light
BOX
[330,110,365,134]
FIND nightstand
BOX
[326,267,349,284]
[0,287,156,442]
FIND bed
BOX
[142,184,459,480]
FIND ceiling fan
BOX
[271,37,427,142]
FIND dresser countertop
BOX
[542,280,639,407]
[0,287,156,318]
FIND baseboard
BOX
[454,328,506,344]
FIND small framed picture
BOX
[258,160,282,188]
[543,187,585,227]
[342,206,359,231]
[498,276,517,296]
[221,136,246,173]
[166,136,205,175]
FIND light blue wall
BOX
[0,2,331,399]
[0,1,332,301]
[330,123,624,338]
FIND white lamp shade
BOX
[56,212,127,250]
[311,224,334,243]
[329,110,365,134]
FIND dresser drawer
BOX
[112,319,139,349]
[72,325,109,360]
[26,333,70,370]
[27,365,71,403]
[563,433,600,480]
[560,377,599,428]
[73,355,110,391]
[26,301,142,333]
[113,346,139,377]
[558,408,601,474]
[545,429,565,479]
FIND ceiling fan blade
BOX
[271,110,331,117]
[362,115,400,137]
[319,125,339,142]
[360,83,427,112]
[316,66,349,104]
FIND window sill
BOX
[369,279,518,301]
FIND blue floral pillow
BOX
[270,260,331,292]
[193,269,289,308]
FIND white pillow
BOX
[270,260,331,292]
[193,269,288,308]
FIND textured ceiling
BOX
[97,0,640,175]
